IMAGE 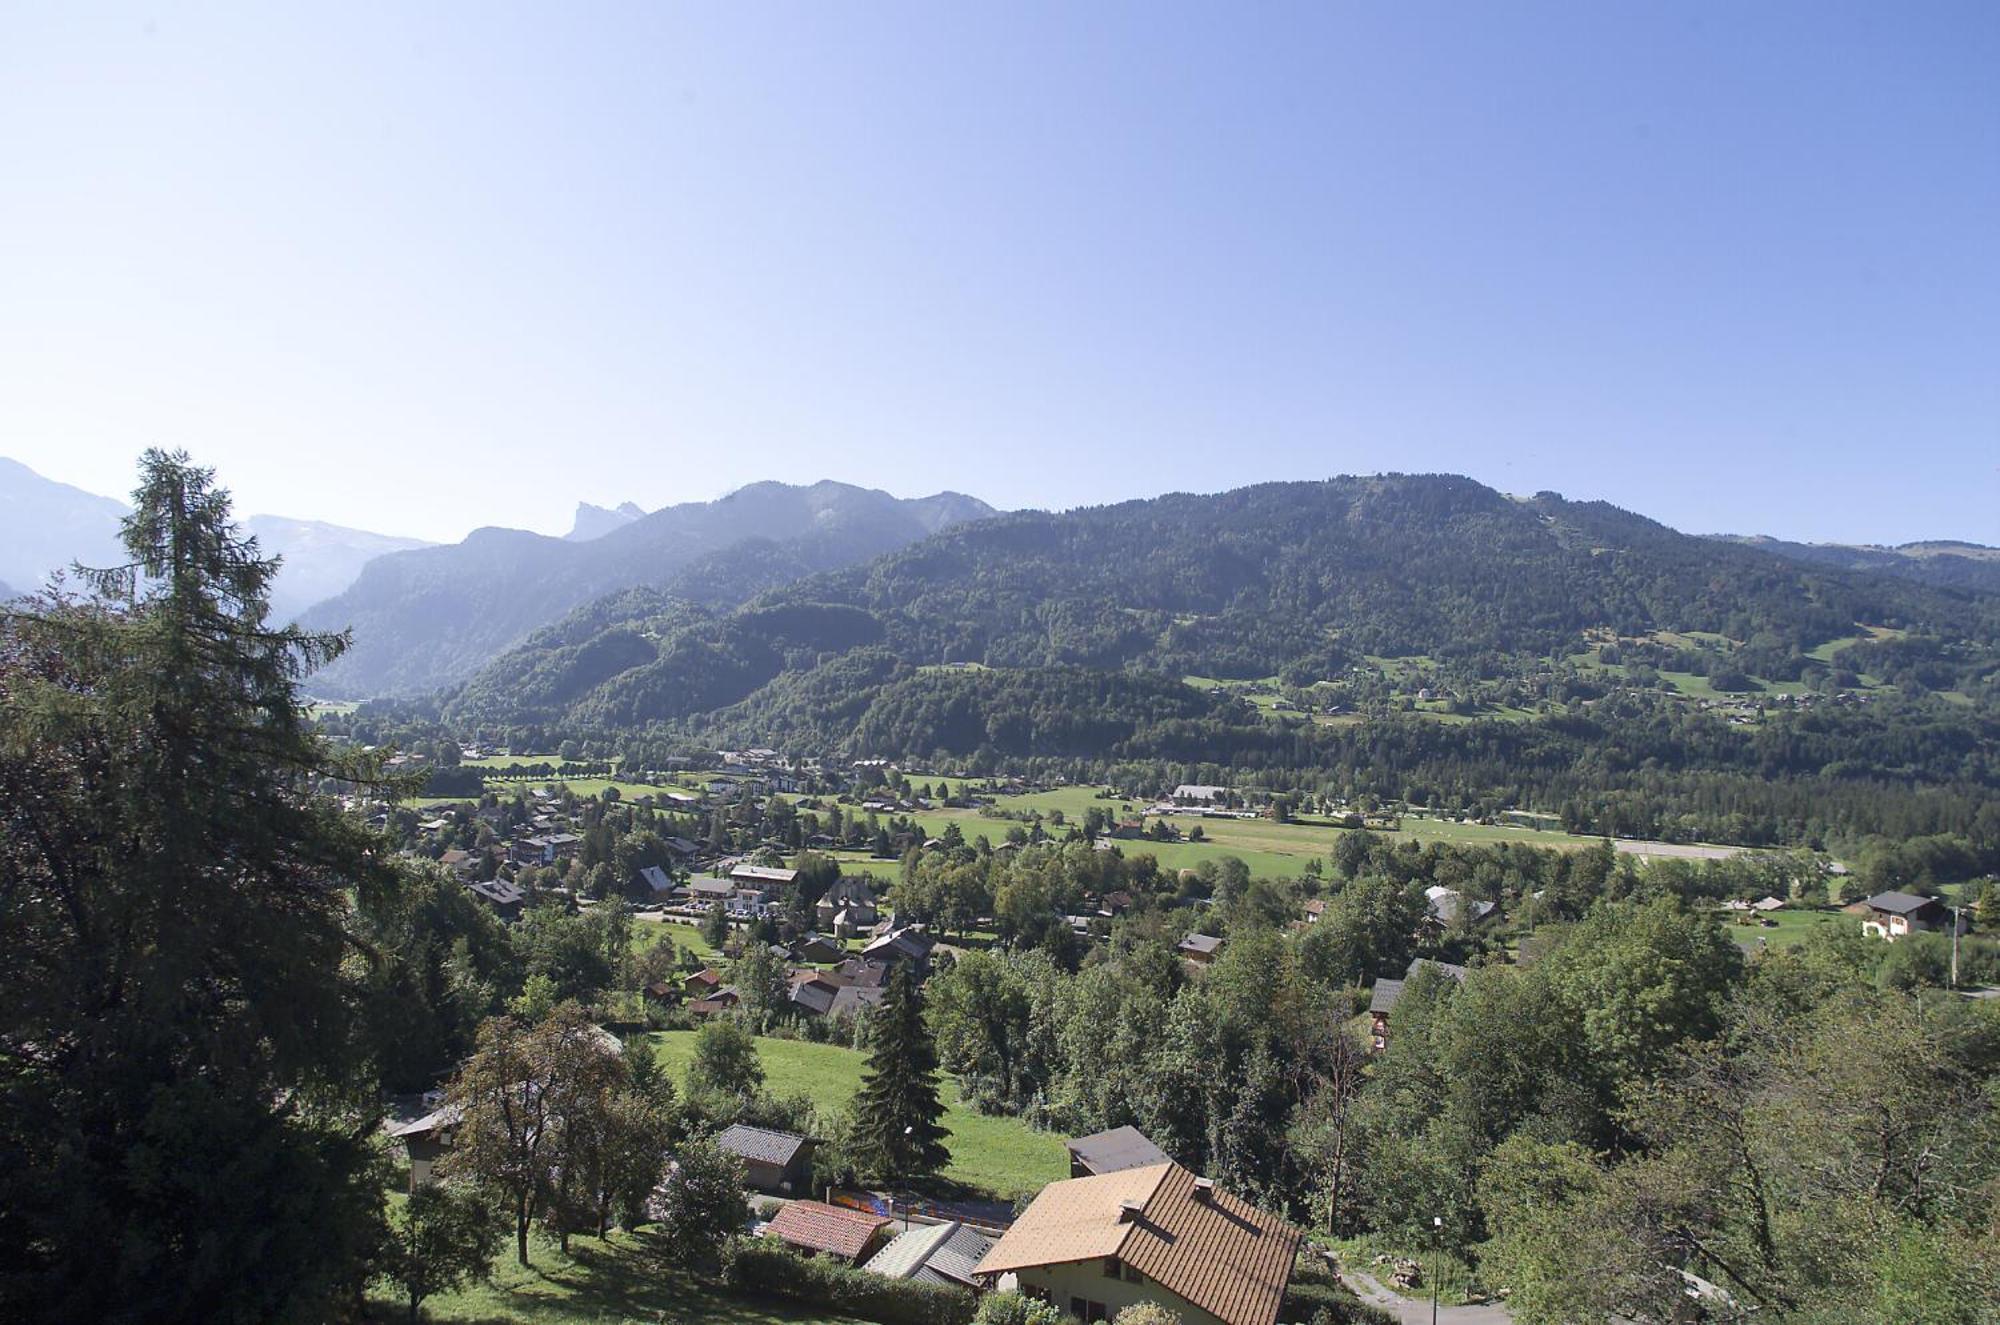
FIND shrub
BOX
[973,1291,1067,1325]
[1279,1278,1396,1325]
[722,1238,976,1325]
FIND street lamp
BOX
[1431,1215,1442,1325]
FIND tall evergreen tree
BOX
[851,965,951,1182]
[0,450,399,1321]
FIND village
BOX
[341,746,1994,1325]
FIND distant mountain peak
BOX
[565,501,649,542]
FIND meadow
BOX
[364,1225,865,1324]
[646,1031,1068,1201]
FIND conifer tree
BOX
[851,965,951,1182]
[0,449,400,1320]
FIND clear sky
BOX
[2,2,1994,545]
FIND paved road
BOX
[1343,1269,1514,1325]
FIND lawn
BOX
[646,1031,1068,1201]
[1719,906,1848,951]
[631,919,719,960]
[365,1226,866,1324]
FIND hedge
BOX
[722,1238,977,1325]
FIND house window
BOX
[1070,1300,1108,1323]
[1103,1256,1121,1278]
[1123,1264,1144,1284]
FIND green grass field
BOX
[646,1031,1067,1201]
[631,919,720,959]
[365,1226,865,1324]
[1719,906,1848,951]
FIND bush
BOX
[973,1292,1067,1325]
[1280,1280,1396,1325]
[722,1238,976,1325]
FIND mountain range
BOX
[299,481,994,698]
[435,475,2000,757]
[0,457,431,621]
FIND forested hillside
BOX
[1715,533,2000,595]
[421,475,2000,852]
[303,480,993,698]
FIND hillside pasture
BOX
[646,1030,1067,1200]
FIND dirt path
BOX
[1343,1268,1515,1325]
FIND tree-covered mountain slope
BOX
[302,480,995,698]
[441,474,2000,738]
[1711,533,2000,595]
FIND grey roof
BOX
[468,879,525,906]
[829,985,886,1017]
[864,1220,996,1288]
[1368,978,1405,1015]
[1407,956,1468,982]
[1373,959,1467,1015]
[1865,891,1938,915]
[389,1102,463,1139]
[1178,933,1224,955]
[790,980,839,1016]
[637,865,672,894]
[716,1123,810,1168]
[1066,1125,1172,1175]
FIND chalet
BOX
[833,958,892,988]
[687,988,740,1017]
[689,876,737,906]
[663,836,703,860]
[635,865,674,899]
[828,985,886,1018]
[1177,933,1224,965]
[732,864,800,889]
[862,928,936,970]
[1860,891,1964,941]
[1298,898,1326,927]
[1752,896,1787,912]
[790,976,842,1017]
[974,1163,1301,1325]
[438,848,475,878]
[1422,885,1496,930]
[763,1200,891,1264]
[1368,958,1469,1052]
[684,968,724,998]
[389,1103,463,1190]
[817,876,877,928]
[524,832,581,865]
[716,1123,814,1195]
[863,1220,997,1289]
[1066,1125,1172,1178]
[467,879,526,921]
[792,934,847,965]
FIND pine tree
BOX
[852,965,952,1182]
[0,450,400,1320]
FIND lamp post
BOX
[1951,905,1962,990]
[1431,1215,1442,1325]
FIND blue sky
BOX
[2,2,1993,545]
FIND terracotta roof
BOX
[764,1200,889,1261]
[974,1163,1301,1325]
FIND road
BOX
[1343,1269,1514,1325]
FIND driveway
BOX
[1343,1268,1514,1325]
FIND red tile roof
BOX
[764,1200,890,1262]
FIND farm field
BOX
[646,1031,1068,1201]
[364,1225,864,1324]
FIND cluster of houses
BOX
[646,926,937,1022]
[746,1122,1300,1325]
